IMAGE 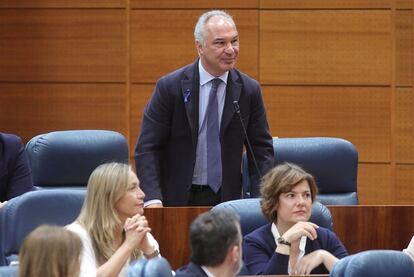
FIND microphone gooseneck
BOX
[232,101,262,183]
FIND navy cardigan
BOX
[243,223,348,275]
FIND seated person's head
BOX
[243,163,347,275]
[260,162,318,225]
[19,225,82,277]
[80,162,145,226]
[77,162,146,264]
[190,209,242,274]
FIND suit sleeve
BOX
[325,229,349,259]
[134,80,172,202]
[246,82,274,197]
[243,233,289,275]
[6,136,34,199]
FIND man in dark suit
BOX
[135,10,274,207]
[175,209,243,277]
[0,132,33,208]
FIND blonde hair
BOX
[19,225,81,277]
[77,162,141,265]
[260,163,318,222]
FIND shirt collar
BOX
[199,60,228,86]
[201,266,216,277]
[271,222,307,253]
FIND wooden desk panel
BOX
[145,205,414,270]
[145,207,210,270]
[329,206,414,254]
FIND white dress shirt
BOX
[271,223,307,275]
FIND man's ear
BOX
[230,245,240,263]
[196,41,203,56]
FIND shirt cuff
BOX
[144,199,162,207]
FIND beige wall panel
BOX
[0,1,125,8]
[0,83,127,143]
[129,84,155,159]
[131,10,258,83]
[260,10,391,85]
[260,0,392,9]
[131,0,258,9]
[358,163,393,204]
[0,9,126,82]
[396,87,414,163]
[396,10,413,86]
[396,165,414,204]
[263,86,391,162]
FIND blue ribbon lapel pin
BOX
[184,89,191,103]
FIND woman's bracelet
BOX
[144,249,160,259]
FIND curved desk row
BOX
[145,205,414,270]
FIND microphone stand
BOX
[233,101,262,196]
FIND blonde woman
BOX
[67,162,160,277]
[243,163,348,275]
[19,225,82,277]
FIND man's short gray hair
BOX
[194,10,236,46]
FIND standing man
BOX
[175,209,243,277]
[135,10,274,207]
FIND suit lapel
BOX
[188,262,209,277]
[182,60,200,148]
[220,69,242,137]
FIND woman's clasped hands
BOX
[124,215,151,250]
[283,221,319,243]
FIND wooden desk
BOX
[145,205,414,270]
[329,205,414,254]
[145,206,210,269]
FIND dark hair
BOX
[190,209,241,266]
[261,162,318,221]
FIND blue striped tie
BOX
[207,78,222,193]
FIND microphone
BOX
[232,101,262,189]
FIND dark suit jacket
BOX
[243,223,348,275]
[0,133,33,202]
[135,59,274,206]
[175,262,208,277]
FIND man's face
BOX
[196,16,239,77]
